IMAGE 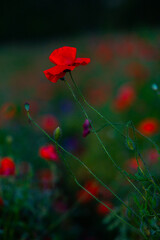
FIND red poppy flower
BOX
[0,103,16,120]
[138,118,159,136]
[37,169,54,190]
[86,83,110,106]
[44,47,90,83]
[147,149,159,164]
[39,144,59,162]
[127,157,143,172]
[0,103,17,127]
[113,85,136,111]
[77,180,99,203]
[0,157,15,176]
[126,62,149,83]
[97,201,113,216]
[115,38,135,58]
[96,42,113,63]
[40,114,59,134]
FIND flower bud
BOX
[54,127,62,141]
[24,102,30,112]
[82,119,92,138]
[125,137,135,151]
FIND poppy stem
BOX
[69,72,125,138]
[65,76,147,203]
[68,72,160,189]
[26,111,141,222]
[60,153,141,235]
[68,73,160,222]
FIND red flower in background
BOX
[0,103,16,120]
[96,43,113,63]
[147,149,159,165]
[77,180,99,203]
[39,144,59,162]
[113,85,136,111]
[138,118,159,136]
[37,169,54,190]
[0,103,17,127]
[87,84,110,106]
[127,157,143,172]
[44,47,90,83]
[40,114,59,134]
[0,157,15,176]
[126,62,149,83]
[96,201,113,216]
[115,38,135,58]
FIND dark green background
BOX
[1,0,160,42]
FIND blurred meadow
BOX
[1,1,160,240]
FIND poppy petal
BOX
[49,47,77,65]
[74,58,90,66]
[44,65,75,83]
[44,67,65,83]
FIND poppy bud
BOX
[125,137,135,151]
[24,102,30,112]
[54,126,62,141]
[82,119,92,138]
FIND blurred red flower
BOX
[126,62,149,83]
[97,201,113,216]
[39,144,59,162]
[0,103,16,120]
[37,169,54,190]
[127,157,143,172]
[0,103,17,127]
[115,38,135,58]
[96,43,113,63]
[77,180,99,203]
[44,47,90,83]
[0,157,15,176]
[138,118,159,136]
[40,114,59,134]
[147,149,159,165]
[136,39,157,60]
[87,84,110,106]
[113,85,136,111]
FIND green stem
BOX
[68,73,160,223]
[69,72,124,137]
[27,112,140,220]
[55,143,141,234]
[65,77,147,204]
[135,128,160,154]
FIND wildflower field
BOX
[0,31,160,240]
